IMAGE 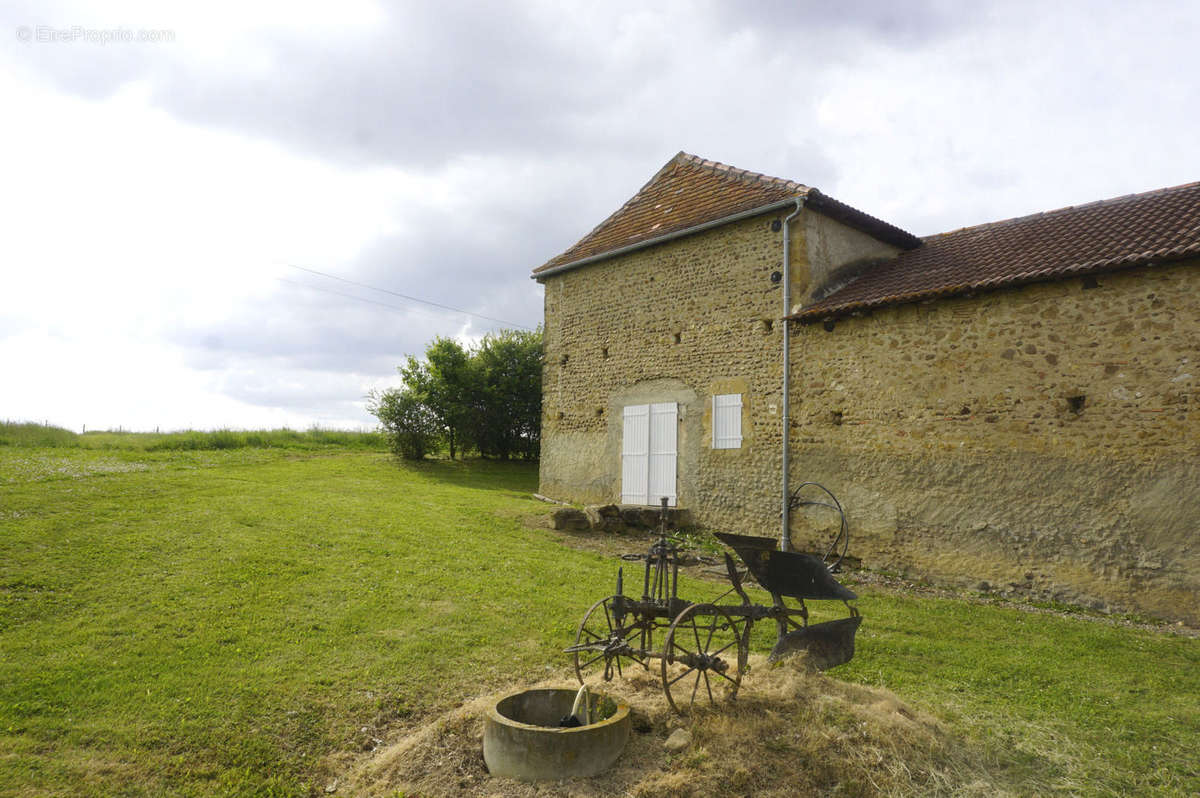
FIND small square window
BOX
[712,394,743,449]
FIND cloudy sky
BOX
[2,0,1198,431]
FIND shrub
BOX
[366,388,442,459]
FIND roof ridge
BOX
[675,151,808,193]
[925,178,1200,242]
[534,151,918,276]
[542,152,805,272]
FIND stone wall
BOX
[798,210,902,307]
[789,259,1199,623]
[539,211,791,527]
[539,210,1199,623]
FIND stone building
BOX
[532,152,1199,623]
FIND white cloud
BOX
[2,0,1199,431]
[0,70,436,430]
[808,1,1200,234]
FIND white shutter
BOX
[621,402,677,506]
[621,405,649,505]
[712,394,742,449]
[648,402,677,506]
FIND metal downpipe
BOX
[781,197,805,552]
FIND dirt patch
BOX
[341,656,1030,797]
[527,512,659,559]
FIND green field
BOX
[1,440,1197,796]
[0,421,388,452]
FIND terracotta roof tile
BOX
[533,152,919,276]
[792,180,1200,321]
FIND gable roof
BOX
[792,180,1200,322]
[533,152,920,278]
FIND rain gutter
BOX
[780,196,805,552]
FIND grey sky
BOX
[2,0,1198,430]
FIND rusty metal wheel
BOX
[569,595,650,684]
[660,603,747,713]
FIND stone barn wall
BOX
[789,259,1200,623]
[539,211,789,532]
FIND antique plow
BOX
[566,496,861,713]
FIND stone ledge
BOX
[552,504,693,533]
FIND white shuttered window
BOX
[621,405,650,505]
[712,394,743,449]
[621,402,677,506]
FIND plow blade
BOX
[713,532,856,601]
[768,615,862,670]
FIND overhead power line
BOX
[285,264,534,330]
[278,278,460,320]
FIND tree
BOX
[399,337,475,459]
[368,327,542,461]
[469,329,542,460]
[365,387,441,460]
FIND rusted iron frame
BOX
[568,598,809,659]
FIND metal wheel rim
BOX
[660,603,747,713]
[573,595,649,684]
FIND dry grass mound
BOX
[343,655,1024,797]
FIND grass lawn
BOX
[1,446,1197,796]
